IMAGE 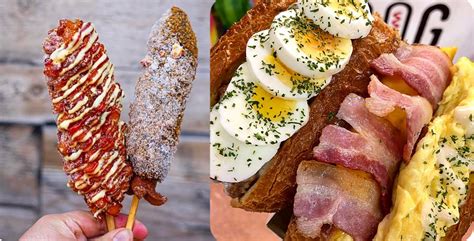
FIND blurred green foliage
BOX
[214,0,251,30]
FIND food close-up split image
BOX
[0,0,473,241]
[209,0,474,240]
[0,0,212,240]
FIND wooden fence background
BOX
[0,0,212,240]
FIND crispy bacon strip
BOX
[314,94,403,211]
[366,75,433,162]
[294,161,383,241]
[370,44,452,107]
[336,94,403,164]
[43,19,132,218]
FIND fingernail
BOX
[113,229,132,241]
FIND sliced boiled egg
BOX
[210,106,279,182]
[218,62,310,146]
[246,29,332,100]
[269,9,353,78]
[300,0,374,39]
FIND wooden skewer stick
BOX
[106,214,115,231]
[126,195,140,230]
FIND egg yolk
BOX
[263,55,322,87]
[263,55,299,87]
[251,84,296,122]
[296,28,348,60]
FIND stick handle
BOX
[126,195,140,230]
[106,214,115,231]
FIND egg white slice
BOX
[210,106,279,182]
[218,62,310,146]
[269,9,353,78]
[300,0,374,39]
[246,30,332,100]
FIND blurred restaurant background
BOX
[0,0,212,240]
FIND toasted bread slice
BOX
[444,178,474,241]
[218,12,401,212]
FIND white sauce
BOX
[50,23,94,64]
[436,146,467,196]
[65,150,82,162]
[91,190,106,203]
[49,21,127,216]
[60,30,98,75]
[454,105,474,135]
[69,96,89,114]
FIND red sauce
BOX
[44,58,61,79]
[107,204,121,216]
[57,19,83,44]
[81,137,94,152]
[84,161,98,174]
[68,122,83,136]
[43,19,131,219]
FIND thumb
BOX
[92,228,133,241]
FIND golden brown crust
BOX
[210,0,296,106]
[167,6,198,59]
[444,178,473,241]
[225,14,401,212]
[284,216,319,241]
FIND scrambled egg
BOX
[375,57,474,240]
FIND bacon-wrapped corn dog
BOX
[42,19,132,218]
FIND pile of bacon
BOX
[293,44,452,240]
[43,19,132,218]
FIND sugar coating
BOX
[127,7,198,181]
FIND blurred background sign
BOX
[369,0,474,59]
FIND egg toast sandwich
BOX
[210,0,473,240]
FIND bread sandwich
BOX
[210,0,473,240]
